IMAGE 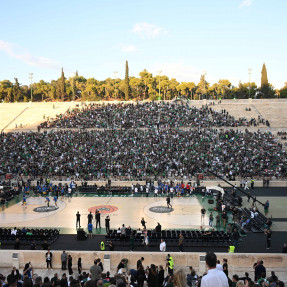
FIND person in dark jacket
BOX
[147,264,158,287]
[158,265,165,287]
[136,264,146,287]
[68,254,73,275]
[95,210,101,228]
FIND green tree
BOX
[217,79,232,99]
[13,78,22,102]
[0,80,13,102]
[236,81,257,99]
[124,60,131,100]
[139,69,153,99]
[261,63,268,87]
[196,75,209,99]
[279,82,287,98]
[61,67,66,100]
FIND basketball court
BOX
[0,195,209,232]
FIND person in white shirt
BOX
[160,239,166,252]
[216,260,223,271]
[154,188,158,197]
[11,227,17,236]
[201,252,229,287]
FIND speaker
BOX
[77,228,87,240]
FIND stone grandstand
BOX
[1,99,287,285]
[1,99,287,134]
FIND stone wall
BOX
[1,250,286,279]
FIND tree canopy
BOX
[0,65,282,102]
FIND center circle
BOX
[149,206,174,213]
[88,205,118,214]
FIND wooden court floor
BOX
[0,195,209,232]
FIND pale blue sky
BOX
[0,0,286,88]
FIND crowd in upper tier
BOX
[39,102,270,129]
[0,128,285,180]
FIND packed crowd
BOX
[1,129,286,180]
[0,252,285,287]
[40,103,269,129]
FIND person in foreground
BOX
[201,252,229,287]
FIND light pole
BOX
[248,68,252,98]
[158,70,162,100]
[29,73,33,101]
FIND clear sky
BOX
[0,0,286,88]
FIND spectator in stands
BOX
[178,233,184,252]
[51,273,59,286]
[1,127,285,181]
[90,259,102,281]
[137,257,144,269]
[147,264,157,287]
[265,229,272,249]
[136,264,146,287]
[186,269,198,287]
[232,228,240,248]
[7,276,18,287]
[42,240,49,250]
[116,260,125,273]
[253,260,266,282]
[201,252,228,287]
[232,274,239,286]
[282,243,287,253]
[60,273,67,287]
[109,241,114,251]
[23,262,33,279]
[120,224,126,235]
[173,269,187,287]
[239,272,251,283]
[11,228,17,236]
[158,265,165,287]
[30,241,36,250]
[216,260,223,271]
[160,239,166,252]
[264,200,270,215]
[14,238,20,250]
[10,266,19,279]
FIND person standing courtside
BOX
[166,196,172,209]
[76,211,81,228]
[105,215,110,233]
[95,210,101,229]
[87,212,93,224]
